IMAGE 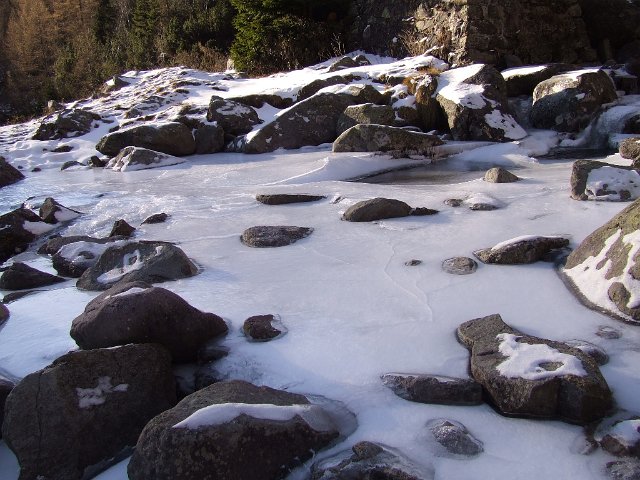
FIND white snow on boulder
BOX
[484,109,527,140]
[436,64,488,109]
[76,376,129,409]
[490,235,566,251]
[585,166,640,201]
[22,221,56,236]
[608,419,640,447]
[96,249,146,284]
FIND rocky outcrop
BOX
[531,69,618,132]
[0,156,24,188]
[474,235,570,264]
[570,160,640,201]
[2,344,176,480]
[336,103,396,135]
[0,262,65,290]
[32,109,101,141]
[128,380,340,480]
[76,240,198,291]
[96,122,196,157]
[562,198,640,323]
[206,96,262,136]
[382,373,482,406]
[457,314,612,424]
[240,226,313,247]
[342,197,413,222]
[0,207,55,263]
[71,281,228,362]
[333,124,444,155]
[255,193,326,205]
[106,146,185,171]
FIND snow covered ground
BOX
[1,55,639,479]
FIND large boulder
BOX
[435,64,527,142]
[0,156,24,188]
[563,197,640,323]
[239,85,383,154]
[2,344,176,480]
[0,262,65,290]
[241,226,313,247]
[501,64,574,97]
[194,124,225,154]
[382,373,482,406]
[0,207,55,263]
[333,124,444,156]
[128,380,340,480]
[530,69,618,132]
[342,198,413,222]
[106,146,185,171]
[76,240,198,291]
[206,96,261,136]
[228,93,294,110]
[336,103,396,135]
[96,122,196,157]
[570,160,640,201]
[71,281,228,362]
[474,235,570,264]
[457,314,612,424]
[32,108,101,140]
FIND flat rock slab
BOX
[241,226,313,247]
[457,314,612,425]
[474,235,570,264]
[128,380,340,480]
[256,194,326,205]
[0,262,65,290]
[382,373,482,406]
[76,240,198,291]
[442,257,478,275]
[342,198,413,222]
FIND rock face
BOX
[76,240,198,291]
[435,64,526,142]
[336,103,396,135]
[32,109,100,140]
[0,156,24,188]
[382,373,482,406]
[342,198,413,222]
[206,96,261,136]
[106,146,185,171]
[39,197,82,224]
[0,262,65,290]
[428,419,484,457]
[457,314,612,424]
[2,344,176,480]
[563,198,640,323]
[474,235,570,264]
[71,281,228,362]
[240,85,383,154]
[531,69,618,132]
[128,380,340,480]
[243,314,285,342]
[0,208,55,263]
[333,124,444,155]
[0,376,14,439]
[570,160,640,201]
[255,193,326,205]
[240,226,313,247]
[484,167,519,183]
[96,122,196,157]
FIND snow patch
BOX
[586,166,640,201]
[96,249,146,284]
[484,110,527,140]
[77,376,129,409]
[22,221,56,236]
[608,419,640,447]
[491,235,564,251]
[111,287,148,298]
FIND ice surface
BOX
[22,221,56,236]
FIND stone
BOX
[61,160,84,171]
[109,219,136,238]
[342,198,413,222]
[428,419,484,456]
[598,416,640,457]
[194,124,225,154]
[48,237,126,278]
[240,85,383,154]
[0,262,65,290]
[415,75,448,131]
[39,197,82,224]
[597,326,622,340]
[531,69,618,132]
[570,160,640,201]
[0,207,55,263]
[436,64,527,142]
[484,167,520,183]
[474,236,570,264]
[0,376,14,439]
[457,314,612,424]
[296,74,362,102]
[241,226,313,248]
[442,257,478,275]
[333,124,444,155]
[243,314,286,342]
[142,212,169,224]
[382,373,482,406]
[328,56,360,72]
[563,198,640,323]
[52,145,73,153]
[606,460,640,480]
[32,109,100,140]
[71,281,228,362]
[96,122,196,157]
[106,146,186,171]
[411,207,439,216]
[311,441,429,480]
[128,380,340,480]
[405,259,422,266]
[87,156,106,168]
[0,156,24,188]
[76,240,198,291]
[2,344,176,480]
[229,94,294,110]
[206,96,261,136]
[255,194,326,205]
[336,103,396,135]
[502,64,575,97]
[0,303,9,325]
[619,137,640,160]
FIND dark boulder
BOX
[243,314,285,342]
[382,373,482,406]
[194,124,225,154]
[96,122,196,157]
[457,314,612,424]
[76,240,198,291]
[32,109,101,140]
[128,380,340,480]
[333,124,444,156]
[0,376,14,439]
[0,207,55,263]
[474,235,570,264]
[142,212,169,224]
[49,237,128,278]
[0,303,9,325]
[39,197,82,224]
[206,96,261,136]
[71,281,228,362]
[241,226,313,247]
[229,93,294,110]
[255,193,326,205]
[0,156,24,188]
[109,219,136,238]
[2,344,176,480]
[342,197,413,222]
[570,160,640,201]
[0,262,65,290]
